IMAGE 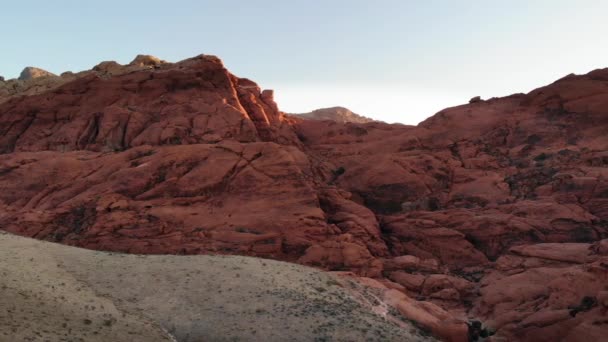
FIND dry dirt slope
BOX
[0,231,435,342]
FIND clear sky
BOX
[1,1,607,124]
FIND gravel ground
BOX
[0,231,435,342]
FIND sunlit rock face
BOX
[1,54,608,341]
[18,66,57,80]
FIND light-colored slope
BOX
[0,233,174,342]
[0,231,434,342]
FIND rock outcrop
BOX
[469,96,482,104]
[290,106,376,123]
[129,54,167,67]
[0,54,300,154]
[18,67,57,80]
[0,55,171,106]
[1,54,608,341]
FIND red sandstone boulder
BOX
[299,234,383,277]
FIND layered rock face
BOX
[0,55,299,154]
[290,106,376,123]
[1,55,608,341]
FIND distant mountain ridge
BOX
[290,106,376,123]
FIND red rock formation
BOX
[2,54,608,341]
[290,106,376,123]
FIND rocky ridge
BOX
[290,106,376,123]
[0,55,168,105]
[1,54,608,341]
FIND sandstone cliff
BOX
[1,54,608,341]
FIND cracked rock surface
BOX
[2,54,608,341]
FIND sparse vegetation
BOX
[0,232,434,342]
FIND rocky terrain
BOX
[0,231,430,342]
[1,54,608,341]
[0,55,166,105]
[290,107,376,123]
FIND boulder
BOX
[469,96,482,103]
[18,66,56,80]
[93,60,123,75]
[129,54,166,67]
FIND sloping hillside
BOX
[0,231,432,342]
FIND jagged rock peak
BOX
[18,67,57,81]
[291,106,376,123]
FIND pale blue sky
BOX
[2,1,607,123]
